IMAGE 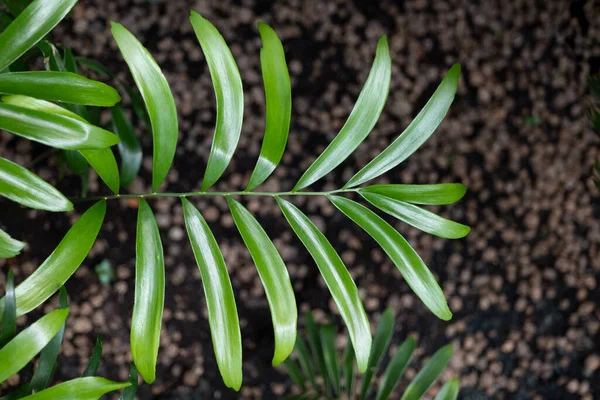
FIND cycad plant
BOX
[0,0,469,392]
[283,310,458,400]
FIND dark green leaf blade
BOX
[434,378,459,400]
[0,228,25,258]
[400,345,453,400]
[329,196,451,320]
[360,184,467,205]
[0,103,119,150]
[19,377,130,400]
[293,36,391,191]
[0,0,77,71]
[111,22,178,192]
[182,198,242,390]
[0,308,69,383]
[305,312,329,392]
[0,72,120,106]
[0,270,16,347]
[246,22,291,191]
[131,199,165,384]
[0,201,106,320]
[375,337,416,400]
[361,192,470,239]
[295,336,317,390]
[227,196,296,365]
[82,334,103,377]
[118,363,139,400]
[80,148,120,195]
[345,64,461,188]
[111,105,142,188]
[320,325,340,396]
[283,358,306,391]
[360,308,394,400]
[342,337,355,397]
[276,197,371,372]
[189,11,244,191]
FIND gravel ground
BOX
[1,0,600,399]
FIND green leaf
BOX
[293,36,391,191]
[345,64,461,188]
[276,198,371,372]
[181,198,242,390]
[0,156,72,212]
[0,228,25,258]
[80,148,120,194]
[82,334,103,377]
[0,0,77,71]
[2,94,84,121]
[375,337,416,400]
[361,192,470,239]
[294,336,317,390]
[246,22,291,191]
[434,378,459,400]
[342,337,355,397]
[189,11,244,191]
[0,201,106,321]
[320,325,340,396]
[27,287,68,393]
[111,106,142,188]
[360,184,467,205]
[63,149,89,176]
[131,199,165,384]
[283,358,306,391]
[227,196,296,365]
[305,312,329,392]
[328,196,451,320]
[111,22,178,192]
[19,377,130,400]
[400,345,453,400]
[0,270,16,347]
[118,363,139,400]
[360,308,394,400]
[0,103,119,150]
[0,308,68,383]
[0,72,120,106]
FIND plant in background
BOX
[0,0,469,393]
[283,310,458,400]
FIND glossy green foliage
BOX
[320,325,340,396]
[0,0,76,71]
[131,199,165,384]
[227,197,296,365]
[360,308,394,400]
[118,364,139,400]
[0,270,16,347]
[359,183,467,205]
[0,201,106,320]
[400,345,453,400]
[111,22,178,192]
[434,378,460,400]
[0,72,120,106]
[82,334,103,377]
[375,338,416,400]
[19,377,130,400]
[111,106,142,188]
[182,198,242,390]
[0,227,25,258]
[246,22,291,191]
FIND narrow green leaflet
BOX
[328,196,451,320]
[0,308,68,383]
[277,197,371,372]
[342,337,355,397]
[82,334,103,377]
[320,325,340,396]
[0,156,72,211]
[2,95,121,194]
[283,359,306,391]
[19,377,130,400]
[0,228,24,258]
[0,0,77,71]
[305,312,329,391]
[111,22,178,192]
[361,192,470,239]
[111,106,142,188]
[246,22,291,191]
[131,199,165,384]
[400,345,453,400]
[227,197,296,365]
[359,308,394,400]
[375,337,416,400]
[0,72,120,106]
[118,363,139,400]
[295,336,317,390]
[293,36,391,191]
[181,198,242,390]
[360,183,467,205]
[190,11,244,191]
[434,378,459,400]
[0,103,119,150]
[0,201,106,320]
[0,270,16,347]
[345,64,461,188]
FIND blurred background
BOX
[1,0,599,398]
